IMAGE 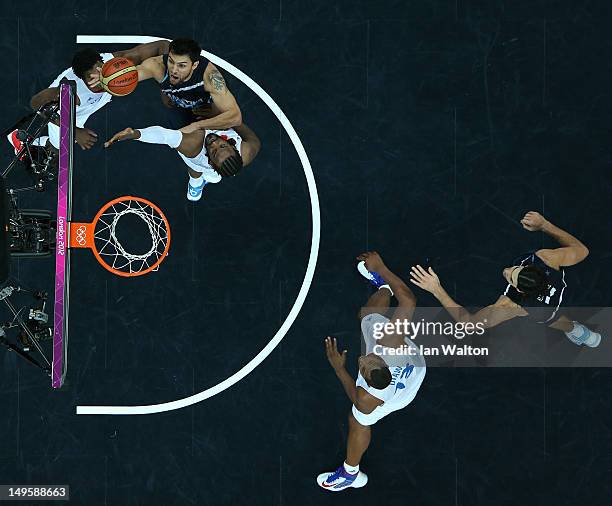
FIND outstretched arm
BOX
[325,336,357,403]
[357,251,417,347]
[324,337,384,413]
[135,56,166,83]
[30,87,59,110]
[410,265,525,328]
[358,251,415,306]
[233,123,261,166]
[31,86,99,148]
[113,40,169,65]
[521,211,589,268]
[87,54,165,89]
[104,127,141,147]
[104,125,205,159]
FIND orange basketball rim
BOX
[69,196,171,277]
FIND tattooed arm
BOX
[182,63,242,132]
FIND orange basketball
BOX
[100,57,138,96]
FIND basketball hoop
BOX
[69,196,171,277]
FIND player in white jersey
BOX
[104,123,261,200]
[18,41,169,151]
[318,251,426,492]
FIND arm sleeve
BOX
[136,126,183,149]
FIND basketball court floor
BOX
[0,1,611,505]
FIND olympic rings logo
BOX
[75,225,87,246]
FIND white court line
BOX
[75,35,320,415]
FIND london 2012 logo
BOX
[56,216,65,255]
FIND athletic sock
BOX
[343,462,359,475]
[379,284,394,296]
[189,175,205,188]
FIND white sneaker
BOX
[317,465,368,492]
[565,322,601,348]
[585,331,602,348]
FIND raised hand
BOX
[520,211,547,232]
[410,265,442,295]
[87,65,103,90]
[325,336,347,371]
[75,127,98,150]
[104,127,140,148]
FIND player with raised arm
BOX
[89,38,241,133]
[318,251,426,492]
[104,123,260,200]
[409,211,601,347]
[21,41,170,152]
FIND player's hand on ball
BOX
[87,65,103,89]
[104,128,140,148]
[410,265,442,295]
[520,211,547,232]
[75,127,98,150]
[357,251,386,273]
[325,337,347,371]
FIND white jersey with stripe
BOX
[179,128,243,183]
[50,53,114,127]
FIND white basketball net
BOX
[94,199,169,274]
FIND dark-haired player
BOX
[410,211,601,347]
[89,38,241,133]
[104,123,260,200]
[21,42,169,151]
[318,251,426,491]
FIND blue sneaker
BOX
[317,465,368,492]
[357,261,387,289]
[187,179,207,201]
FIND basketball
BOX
[100,57,138,96]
